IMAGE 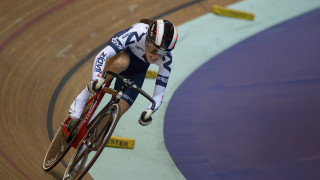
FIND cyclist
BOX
[68,19,178,126]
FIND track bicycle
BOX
[42,71,155,179]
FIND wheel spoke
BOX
[71,147,87,169]
[92,113,112,144]
[78,150,89,172]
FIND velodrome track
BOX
[0,0,239,179]
[1,0,320,179]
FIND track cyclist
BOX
[68,19,178,127]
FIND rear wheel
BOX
[42,125,72,171]
[63,103,121,180]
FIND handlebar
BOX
[97,71,156,117]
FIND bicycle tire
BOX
[42,126,72,171]
[63,103,121,180]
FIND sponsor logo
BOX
[122,33,131,39]
[107,139,129,147]
[84,93,101,121]
[157,75,168,84]
[122,32,146,46]
[95,52,106,74]
[112,37,124,50]
[163,59,172,72]
[122,94,134,103]
[135,45,144,52]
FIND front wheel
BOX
[63,103,121,180]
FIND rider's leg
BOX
[69,51,130,121]
[69,87,92,121]
[100,51,130,87]
[113,70,149,119]
[118,99,131,117]
[103,51,130,83]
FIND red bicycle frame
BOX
[61,87,107,148]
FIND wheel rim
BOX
[43,126,71,170]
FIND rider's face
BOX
[145,48,162,63]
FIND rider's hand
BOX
[139,110,152,126]
[87,79,103,93]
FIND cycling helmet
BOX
[146,19,178,56]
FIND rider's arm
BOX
[147,54,172,113]
[92,46,117,80]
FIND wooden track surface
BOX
[0,0,239,179]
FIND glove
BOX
[139,110,153,126]
[87,79,103,93]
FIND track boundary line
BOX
[0,148,32,180]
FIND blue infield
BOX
[164,8,320,180]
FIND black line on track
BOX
[46,0,203,168]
